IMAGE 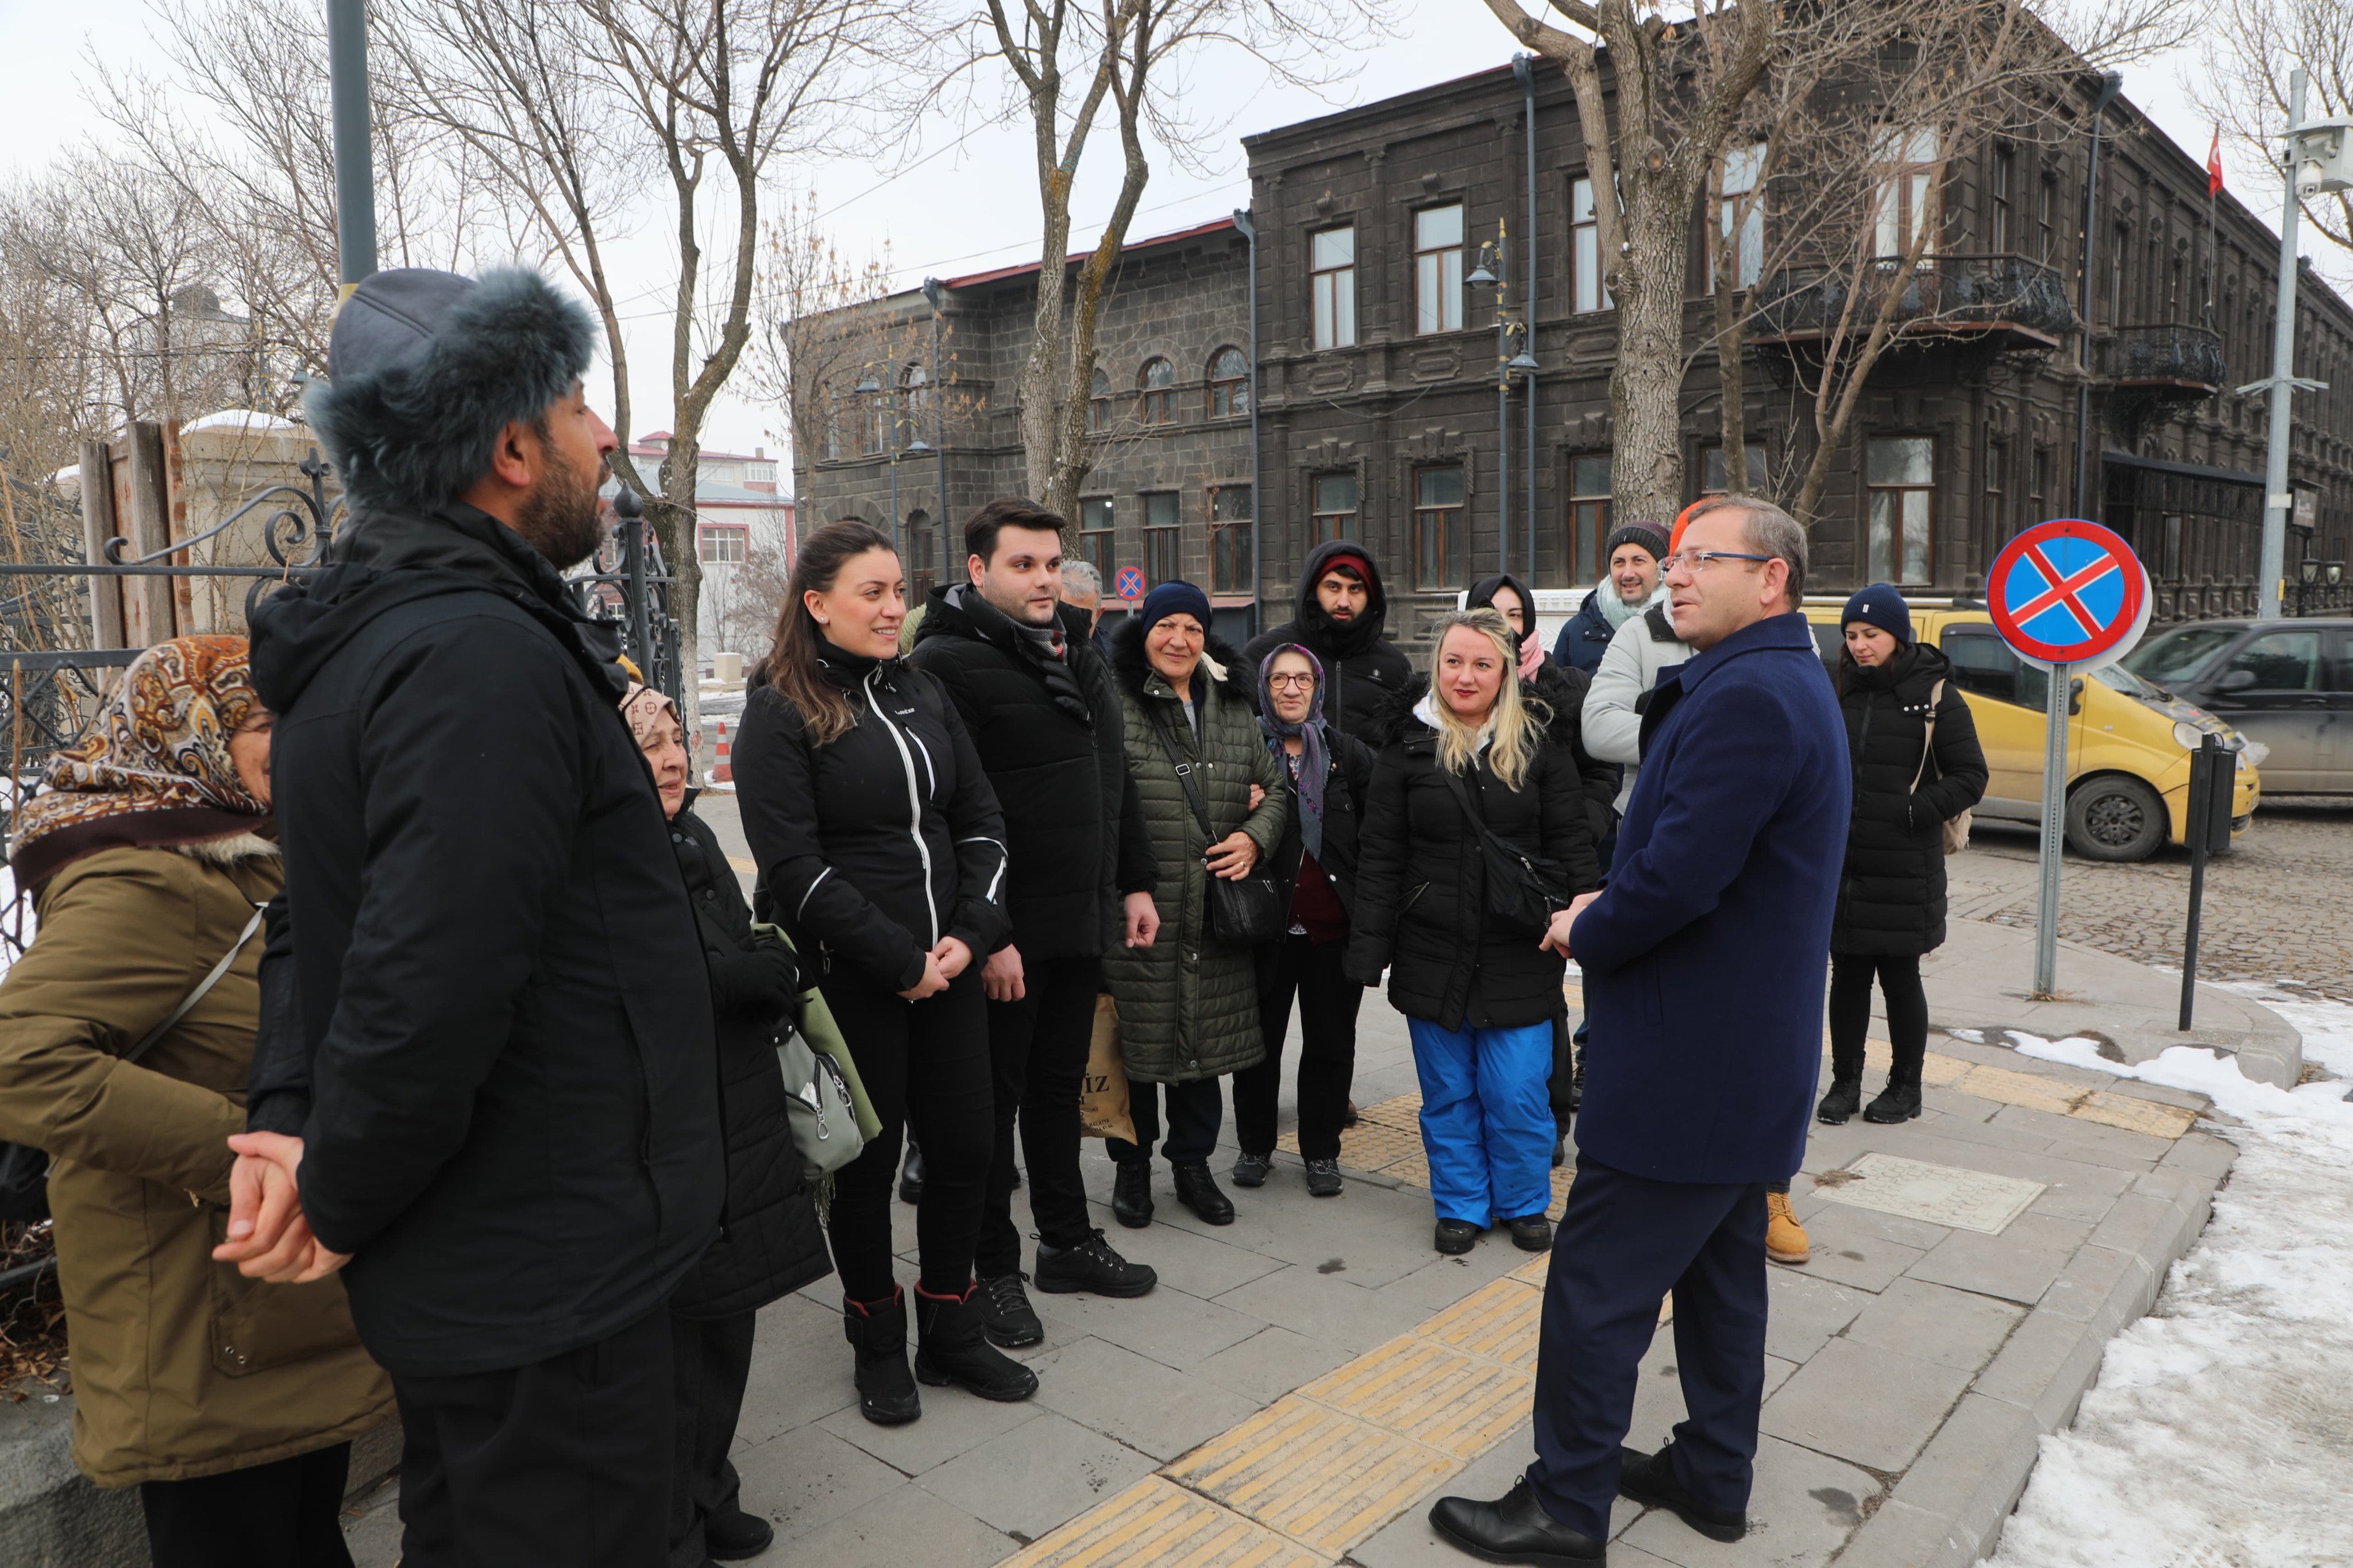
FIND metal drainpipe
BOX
[2072,71,2125,517]
[923,279,947,550]
[1233,209,1262,636]
[1517,55,1538,584]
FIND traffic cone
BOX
[712,719,734,784]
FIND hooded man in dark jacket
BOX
[1241,540,1413,744]
[907,498,1163,1349]
[218,267,722,1568]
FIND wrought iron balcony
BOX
[2100,324,2227,390]
[1752,253,2079,347]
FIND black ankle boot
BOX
[1172,1162,1235,1225]
[1864,1080,1923,1122]
[842,1289,920,1425]
[1816,1076,1864,1124]
[897,1142,925,1205]
[914,1283,1040,1402]
[1111,1161,1153,1228]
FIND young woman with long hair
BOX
[731,520,1033,1426]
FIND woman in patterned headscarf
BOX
[0,635,391,1568]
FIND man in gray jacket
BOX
[1581,594,1692,818]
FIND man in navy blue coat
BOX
[1430,497,1848,1562]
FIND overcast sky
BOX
[0,1,2296,465]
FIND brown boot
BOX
[1765,1191,1810,1265]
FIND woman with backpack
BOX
[1815,585,1988,1130]
[1348,609,1598,1256]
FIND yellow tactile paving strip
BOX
[1010,1476,1325,1568]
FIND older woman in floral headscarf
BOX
[0,635,390,1568]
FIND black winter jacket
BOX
[1830,643,1989,957]
[247,503,721,1379]
[1241,540,1415,744]
[666,801,832,1319]
[733,643,1010,991]
[1345,678,1597,1030]
[1468,571,1622,847]
[907,585,1155,959]
[1550,588,1618,673]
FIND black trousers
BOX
[976,955,1101,1277]
[1233,933,1362,1162]
[1107,1077,1223,1167]
[1828,951,1930,1086]
[668,1309,756,1568]
[394,1306,673,1568]
[140,1442,354,1568]
[1527,1158,1769,1541]
[820,967,993,1301]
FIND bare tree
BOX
[2192,0,2352,284]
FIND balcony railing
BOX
[2101,324,2227,389]
[1752,253,2079,345]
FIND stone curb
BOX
[1824,1136,2229,1568]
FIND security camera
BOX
[2301,160,2327,199]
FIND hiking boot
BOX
[1172,1162,1235,1225]
[842,1289,919,1426]
[913,1283,1039,1402]
[1035,1230,1157,1297]
[1815,1077,1864,1125]
[897,1142,925,1205]
[1765,1191,1810,1265]
[1304,1158,1343,1197]
[1507,1214,1554,1252]
[1110,1161,1153,1228]
[1864,1082,1923,1123]
[974,1272,1043,1348]
[1434,1219,1482,1254]
[1230,1151,1272,1188]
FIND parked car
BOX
[1802,598,2262,862]
[2122,617,2353,796]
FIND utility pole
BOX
[326,0,378,291]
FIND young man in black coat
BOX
[221,268,722,1567]
[908,499,1164,1349]
[1241,540,1414,744]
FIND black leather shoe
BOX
[1618,1445,1745,1542]
[1342,1099,1361,1127]
[703,1507,775,1561]
[1435,1219,1482,1255]
[1863,1082,1923,1123]
[974,1272,1044,1347]
[1816,1077,1863,1125]
[1429,1477,1605,1565]
[914,1284,1040,1402]
[1507,1214,1553,1252]
[1035,1229,1157,1297]
[1111,1162,1153,1228]
[1172,1162,1236,1225]
[1231,1152,1272,1188]
[897,1142,925,1205]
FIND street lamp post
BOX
[326,0,377,290]
[1470,225,1541,579]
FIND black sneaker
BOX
[1435,1219,1482,1254]
[1035,1230,1158,1297]
[974,1272,1043,1349]
[1303,1158,1343,1197]
[1230,1152,1272,1188]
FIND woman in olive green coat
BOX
[0,637,390,1568]
[1101,582,1287,1230]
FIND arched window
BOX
[1208,347,1249,418]
[1137,357,1175,426]
[1089,367,1113,432]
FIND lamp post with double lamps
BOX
[854,361,933,554]
[1469,222,1541,579]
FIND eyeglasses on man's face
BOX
[1267,672,1317,691]
[1665,549,1772,573]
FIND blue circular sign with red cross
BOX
[1988,519,2151,671]
[1114,565,1145,601]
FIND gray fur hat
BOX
[306,267,597,516]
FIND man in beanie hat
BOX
[218,268,722,1566]
[1552,523,1669,673]
[1243,541,1413,743]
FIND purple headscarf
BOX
[1256,643,1329,862]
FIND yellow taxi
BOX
[1801,597,2261,862]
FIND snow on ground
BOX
[2216,979,2353,1079]
[1980,1010,2353,1568]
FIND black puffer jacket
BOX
[907,585,1155,959]
[1468,572,1622,847]
[666,801,832,1319]
[1345,678,1596,1030]
[1830,643,1989,957]
[1241,540,1415,744]
[734,644,1010,991]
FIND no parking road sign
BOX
[1113,565,1145,601]
[1988,519,2150,673]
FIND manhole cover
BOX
[1812,1152,2044,1235]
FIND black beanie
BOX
[1603,523,1668,564]
[1842,583,1914,644]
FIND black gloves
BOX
[708,939,803,1021]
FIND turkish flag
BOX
[2208,129,2225,198]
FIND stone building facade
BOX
[794,59,2353,649]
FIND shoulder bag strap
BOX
[124,902,268,1067]
[1910,679,1946,793]
[1144,701,1218,843]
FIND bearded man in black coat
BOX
[1241,540,1414,745]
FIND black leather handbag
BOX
[1145,704,1285,947]
[1434,760,1573,933]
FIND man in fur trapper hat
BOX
[218,268,723,1566]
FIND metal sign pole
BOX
[2032,659,2070,997]
[2178,734,2222,1030]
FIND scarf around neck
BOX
[951,582,1089,725]
[1256,643,1329,860]
[1598,578,1667,632]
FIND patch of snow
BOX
[181,408,299,433]
[1982,1010,2353,1567]
[2215,979,2353,1079]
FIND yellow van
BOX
[1800,597,2261,862]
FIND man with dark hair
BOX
[908,497,1163,1347]
[1241,542,1413,743]
[218,267,722,1566]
